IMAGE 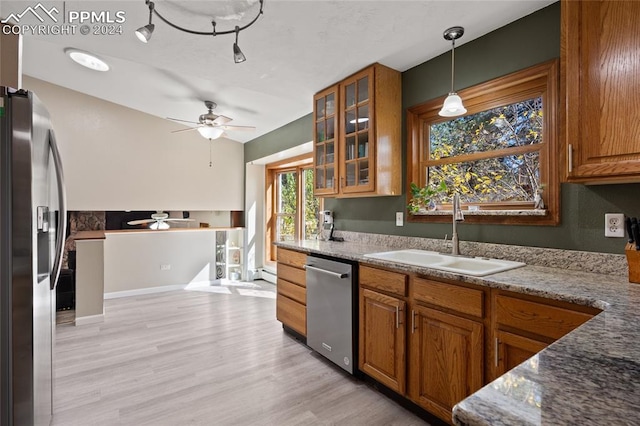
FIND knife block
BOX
[625,243,640,284]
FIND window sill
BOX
[412,209,547,217]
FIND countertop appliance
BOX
[305,255,356,374]
[1,87,67,426]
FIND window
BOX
[407,59,559,225]
[266,155,322,262]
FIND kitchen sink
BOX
[363,249,525,277]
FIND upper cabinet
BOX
[563,0,640,183]
[313,63,401,197]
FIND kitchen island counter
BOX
[275,239,639,426]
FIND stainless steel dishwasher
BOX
[305,255,356,374]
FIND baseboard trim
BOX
[104,284,189,299]
[262,268,277,284]
[74,313,104,326]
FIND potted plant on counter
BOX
[408,181,447,214]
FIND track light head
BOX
[233,26,246,63]
[135,23,154,43]
[233,43,246,64]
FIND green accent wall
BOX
[244,114,312,163]
[245,2,640,255]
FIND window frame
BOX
[406,59,560,225]
[265,154,322,262]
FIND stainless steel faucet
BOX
[451,193,465,255]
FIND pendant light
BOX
[439,26,467,117]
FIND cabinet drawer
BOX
[276,293,306,336]
[494,295,594,340]
[360,265,407,296]
[413,277,484,318]
[277,263,306,287]
[277,278,306,305]
[277,248,307,269]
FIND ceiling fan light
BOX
[197,126,225,140]
[233,43,246,63]
[438,93,467,117]
[150,221,170,230]
[135,23,154,43]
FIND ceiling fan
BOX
[127,211,194,230]
[167,100,255,140]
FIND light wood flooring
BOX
[53,281,427,425]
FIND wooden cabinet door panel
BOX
[360,265,407,297]
[413,277,484,318]
[359,288,406,394]
[277,263,306,287]
[276,293,306,336]
[494,330,547,378]
[277,248,308,269]
[494,295,593,341]
[564,0,640,181]
[277,278,306,305]
[409,306,483,423]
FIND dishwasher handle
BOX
[304,264,348,279]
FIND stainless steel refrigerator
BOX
[0,87,66,426]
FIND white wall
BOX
[24,77,244,211]
[245,163,265,273]
[103,230,217,293]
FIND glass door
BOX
[275,170,297,242]
[314,86,339,195]
[340,68,374,193]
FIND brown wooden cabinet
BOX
[563,0,640,183]
[491,289,600,378]
[313,63,401,197]
[359,288,406,393]
[358,265,408,394]
[408,278,485,424]
[276,248,307,336]
[409,306,484,424]
[494,330,547,375]
[313,85,339,195]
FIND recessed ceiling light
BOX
[65,48,109,72]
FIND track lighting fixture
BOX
[136,0,264,63]
[439,26,467,117]
[233,26,246,64]
[135,1,154,43]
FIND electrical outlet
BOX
[604,213,625,238]
[396,212,403,227]
[160,264,171,271]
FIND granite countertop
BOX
[275,239,640,426]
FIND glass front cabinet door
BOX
[340,68,374,194]
[313,63,401,198]
[314,85,339,196]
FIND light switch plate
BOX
[605,213,625,238]
[396,212,403,227]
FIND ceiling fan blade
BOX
[212,115,233,125]
[127,219,155,225]
[219,125,255,131]
[167,117,200,125]
[171,127,201,134]
[166,218,195,222]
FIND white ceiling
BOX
[2,0,555,143]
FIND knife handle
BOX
[632,223,640,251]
[626,217,634,244]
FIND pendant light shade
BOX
[197,126,225,140]
[439,93,466,117]
[439,26,466,118]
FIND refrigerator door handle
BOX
[49,129,67,290]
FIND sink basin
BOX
[363,249,525,277]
